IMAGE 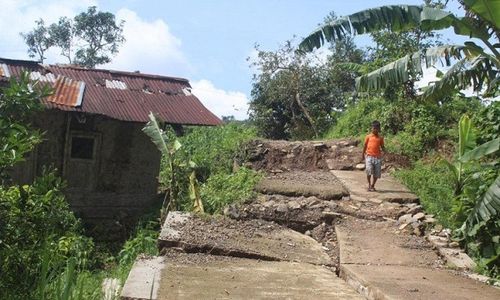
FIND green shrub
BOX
[394,160,456,228]
[201,168,262,214]
[177,122,257,179]
[0,171,94,299]
[118,221,159,269]
[324,98,386,138]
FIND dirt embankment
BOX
[241,139,410,172]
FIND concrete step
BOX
[158,212,333,266]
[121,252,363,300]
[255,171,348,200]
[331,170,419,204]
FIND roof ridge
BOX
[50,64,189,83]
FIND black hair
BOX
[371,120,381,129]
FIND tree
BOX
[299,2,500,101]
[249,41,340,139]
[0,72,51,183]
[21,6,125,68]
[20,19,53,63]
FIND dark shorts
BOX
[365,155,382,178]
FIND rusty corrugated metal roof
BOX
[0,57,222,126]
[46,76,85,106]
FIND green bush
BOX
[201,168,262,214]
[0,171,94,299]
[118,220,159,270]
[176,122,257,179]
[394,160,456,228]
[324,98,386,138]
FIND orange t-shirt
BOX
[364,133,384,157]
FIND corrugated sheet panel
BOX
[46,76,85,107]
[0,63,10,77]
[0,58,222,126]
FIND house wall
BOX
[12,110,161,239]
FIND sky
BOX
[0,0,467,119]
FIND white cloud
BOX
[191,79,249,120]
[0,0,96,61]
[104,8,192,76]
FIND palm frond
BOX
[460,138,500,163]
[299,5,455,52]
[465,175,500,236]
[421,54,498,101]
[463,0,500,30]
[355,52,422,91]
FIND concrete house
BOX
[0,57,221,237]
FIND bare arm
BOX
[362,138,368,161]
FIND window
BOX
[70,136,95,159]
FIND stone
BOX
[369,198,383,204]
[276,204,289,213]
[313,143,326,148]
[305,230,312,236]
[288,200,301,210]
[326,159,336,170]
[427,235,449,248]
[449,241,460,248]
[407,205,423,215]
[224,205,240,219]
[424,217,437,223]
[434,224,443,232]
[411,221,423,229]
[414,227,424,236]
[355,163,365,170]
[412,212,425,220]
[439,229,452,238]
[398,214,413,224]
[399,223,409,230]
[262,200,276,208]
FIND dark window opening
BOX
[71,136,95,159]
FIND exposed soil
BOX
[242,138,411,172]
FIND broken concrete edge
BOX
[426,233,500,288]
[120,256,165,300]
[426,234,476,271]
[339,265,392,300]
[158,211,190,242]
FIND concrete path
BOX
[157,252,363,300]
[331,170,418,204]
[121,168,500,300]
[334,171,500,300]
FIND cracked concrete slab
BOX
[336,218,440,267]
[336,217,500,299]
[340,264,500,300]
[331,170,419,203]
[157,252,363,300]
[159,212,332,266]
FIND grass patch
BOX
[394,159,456,229]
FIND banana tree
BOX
[441,115,499,196]
[299,2,500,100]
[142,113,204,217]
[142,113,182,217]
[440,115,499,240]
